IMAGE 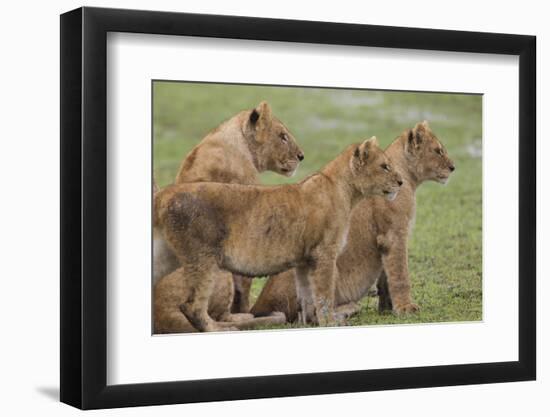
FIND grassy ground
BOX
[153,81,483,328]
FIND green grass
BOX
[153,81,483,328]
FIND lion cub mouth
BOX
[437,175,450,185]
[383,190,398,201]
[279,160,299,177]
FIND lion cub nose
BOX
[397,179,403,186]
[297,152,304,161]
[449,164,455,172]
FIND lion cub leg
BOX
[178,262,238,332]
[295,266,316,325]
[298,255,337,327]
[334,302,362,321]
[380,235,419,315]
[220,312,255,322]
[221,312,287,330]
[231,274,252,314]
[154,267,196,334]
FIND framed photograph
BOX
[60,6,536,410]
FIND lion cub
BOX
[154,266,286,333]
[154,137,402,332]
[251,121,455,321]
[154,101,304,314]
[154,101,304,283]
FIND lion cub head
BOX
[245,101,304,177]
[350,137,403,201]
[406,120,455,184]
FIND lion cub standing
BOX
[251,121,455,321]
[154,101,303,333]
[154,101,303,313]
[154,137,402,332]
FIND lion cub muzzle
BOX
[383,174,403,201]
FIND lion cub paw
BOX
[222,313,254,323]
[393,303,420,315]
[268,312,287,324]
[208,321,240,332]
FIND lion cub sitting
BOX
[154,263,286,333]
[154,137,403,332]
[251,121,455,321]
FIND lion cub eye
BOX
[381,163,390,172]
[280,133,288,143]
[435,148,444,156]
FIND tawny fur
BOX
[154,268,285,333]
[251,121,455,321]
[154,138,403,332]
[153,101,303,333]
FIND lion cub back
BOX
[159,190,228,256]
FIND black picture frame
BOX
[60,6,536,410]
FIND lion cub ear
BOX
[407,120,430,152]
[353,136,378,164]
[250,101,273,134]
[357,136,379,161]
[352,137,378,172]
[414,120,431,137]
